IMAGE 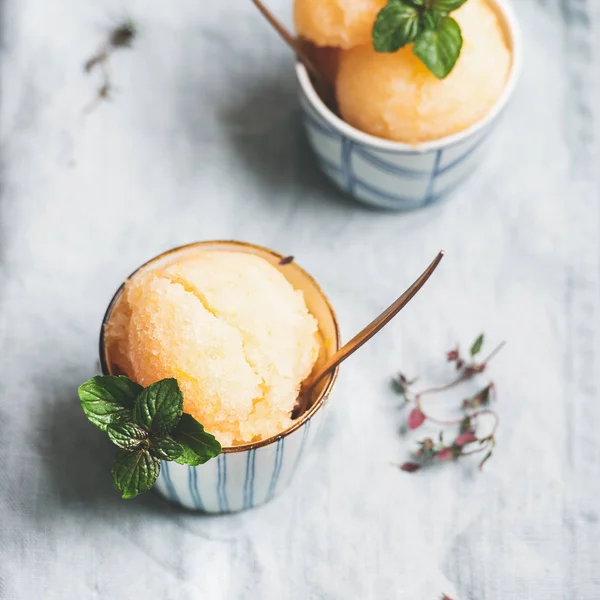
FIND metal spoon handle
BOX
[305,251,445,390]
[250,0,323,81]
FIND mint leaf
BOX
[420,9,442,30]
[432,0,468,13]
[373,1,421,52]
[78,375,142,431]
[133,378,183,435]
[152,436,184,461]
[172,414,222,466]
[470,333,485,357]
[112,448,160,499]
[413,16,462,78]
[371,0,467,77]
[107,422,148,450]
[78,375,221,500]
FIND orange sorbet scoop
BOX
[105,251,320,447]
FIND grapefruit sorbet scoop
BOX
[335,0,511,143]
[105,251,320,447]
[294,0,386,49]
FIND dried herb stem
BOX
[415,341,505,400]
[418,413,462,427]
[250,0,323,82]
[482,340,507,364]
[415,372,471,399]
[474,408,499,435]
[83,21,136,112]
[396,334,503,472]
[461,444,490,457]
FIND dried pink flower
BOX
[394,334,504,473]
[436,447,454,461]
[399,462,421,473]
[408,407,426,430]
[455,432,478,447]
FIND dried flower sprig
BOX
[85,20,136,73]
[84,20,137,112]
[395,334,505,473]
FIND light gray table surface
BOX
[1,0,599,598]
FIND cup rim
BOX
[295,0,523,154]
[99,240,341,454]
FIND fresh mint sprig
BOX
[78,376,221,499]
[372,0,468,78]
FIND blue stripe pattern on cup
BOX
[291,419,311,479]
[341,138,355,195]
[243,448,257,510]
[216,454,230,512]
[161,461,181,504]
[266,438,285,501]
[153,407,328,512]
[424,150,443,202]
[353,145,430,178]
[299,98,494,210]
[188,465,205,511]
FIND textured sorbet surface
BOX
[294,0,386,49]
[336,0,511,143]
[105,251,320,446]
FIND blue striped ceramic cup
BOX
[100,241,340,513]
[296,0,522,211]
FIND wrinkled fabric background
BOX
[1,0,599,598]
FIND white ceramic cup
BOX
[296,0,522,211]
[99,241,341,513]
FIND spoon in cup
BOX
[250,0,338,111]
[294,251,445,418]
